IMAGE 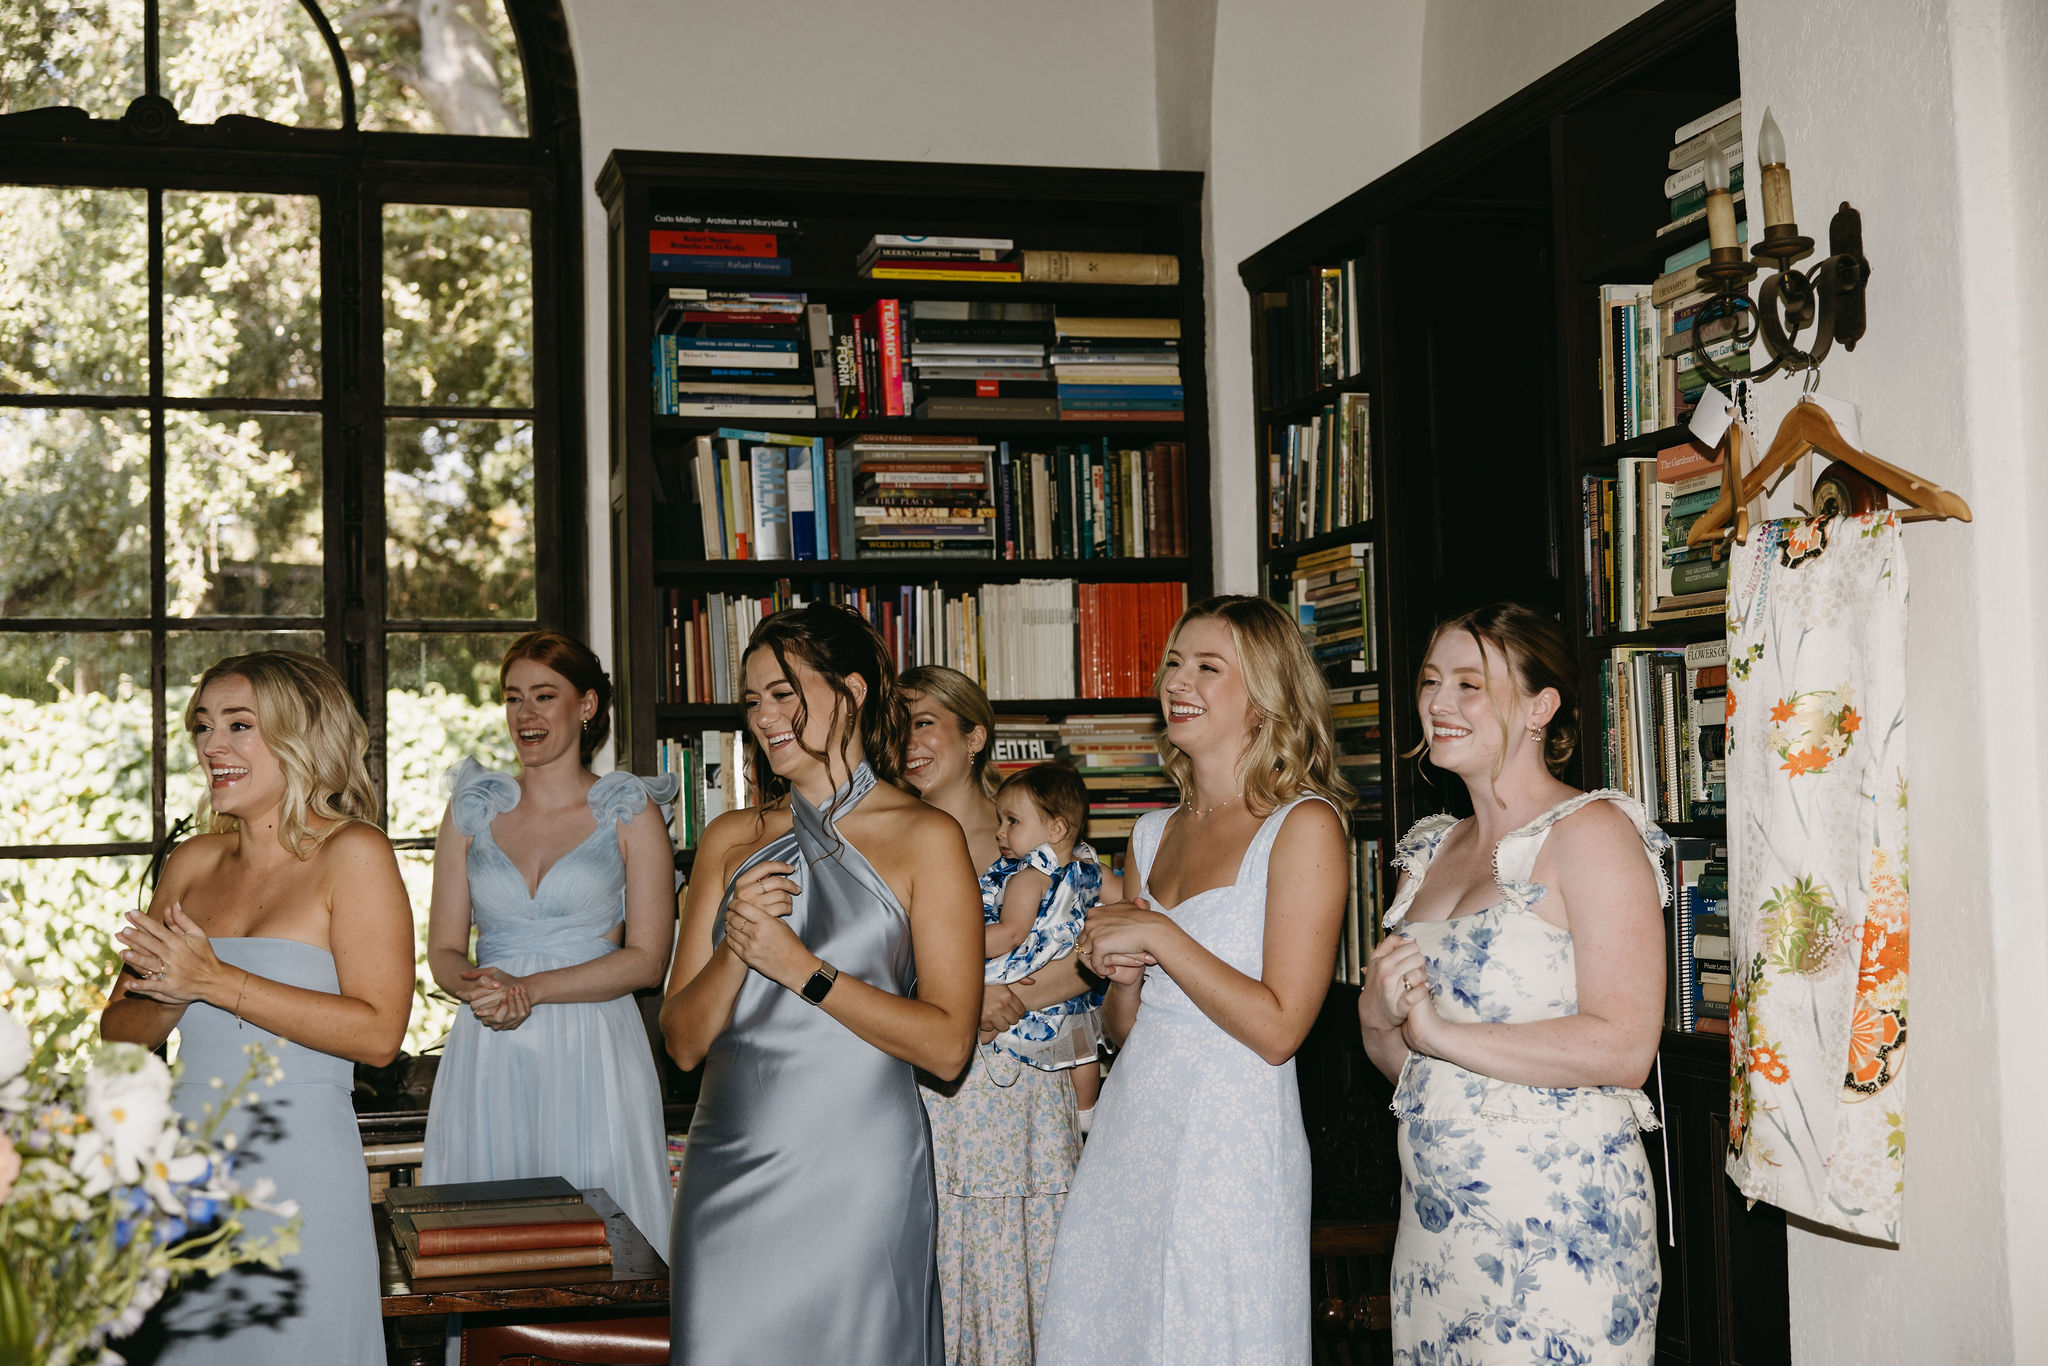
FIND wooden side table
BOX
[377,1188,669,1365]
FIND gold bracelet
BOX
[233,968,249,1028]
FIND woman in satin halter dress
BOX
[1040,596,1353,1366]
[660,605,984,1366]
[421,632,676,1251]
[1360,604,1666,1364]
[103,650,413,1365]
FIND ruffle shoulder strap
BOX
[1492,788,1671,914]
[445,757,520,838]
[588,769,682,827]
[1382,813,1459,928]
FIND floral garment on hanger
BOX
[1724,510,1909,1242]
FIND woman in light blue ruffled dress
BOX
[421,632,677,1251]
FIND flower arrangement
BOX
[0,1005,300,1366]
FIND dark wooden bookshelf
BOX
[1238,2,1787,1361]
[599,149,1210,782]
[1266,521,1379,563]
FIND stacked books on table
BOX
[1057,714,1172,843]
[906,301,1055,421]
[1287,544,1376,680]
[859,234,1022,283]
[653,290,815,418]
[385,1177,611,1280]
[1050,317,1183,422]
[1580,439,1730,633]
[649,212,797,277]
[1329,684,1382,822]
[1666,837,1732,1033]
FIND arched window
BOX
[0,0,583,1052]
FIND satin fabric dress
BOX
[421,758,677,1251]
[151,939,382,1364]
[669,763,944,1366]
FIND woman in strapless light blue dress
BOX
[104,650,414,1365]
[661,605,986,1366]
[422,631,677,1251]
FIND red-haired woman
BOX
[420,631,678,1251]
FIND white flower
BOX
[0,1008,28,1087]
[78,1043,175,1186]
[103,1265,170,1339]
[139,1128,208,1217]
[238,1176,300,1220]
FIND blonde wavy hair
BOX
[1154,595,1356,819]
[899,664,999,800]
[184,650,379,858]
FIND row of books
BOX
[1253,258,1368,408]
[1334,835,1385,987]
[656,578,1187,707]
[1268,392,1371,545]
[1330,684,1383,824]
[1287,544,1378,682]
[1598,638,1727,826]
[386,1177,612,1280]
[666,430,1190,564]
[647,212,800,277]
[994,714,1174,843]
[1667,836,1731,1033]
[651,291,1187,424]
[659,728,757,851]
[856,233,1181,287]
[1579,439,1729,634]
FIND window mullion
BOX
[148,184,167,847]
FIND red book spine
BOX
[648,229,778,257]
[414,1219,610,1258]
[678,309,802,324]
[879,299,905,418]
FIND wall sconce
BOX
[1688,108,1872,386]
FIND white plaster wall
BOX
[556,0,1162,678]
[1734,0,2045,1359]
[1199,0,1427,592]
[1418,0,1661,142]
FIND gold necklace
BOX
[1184,791,1242,818]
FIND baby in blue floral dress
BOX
[984,765,1120,1124]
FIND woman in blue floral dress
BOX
[1361,603,1668,1364]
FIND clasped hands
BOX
[116,904,226,1006]
[1360,930,1442,1048]
[721,860,818,992]
[1076,898,1174,987]
[459,966,536,1030]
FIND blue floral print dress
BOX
[1385,791,1668,1366]
[980,841,1105,1075]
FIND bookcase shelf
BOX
[601,149,1211,789]
[1267,521,1379,563]
[1237,2,1787,1359]
[649,415,1192,440]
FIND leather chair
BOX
[459,1315,669,1366]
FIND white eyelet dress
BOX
[1385,790,1669,1365]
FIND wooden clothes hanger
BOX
[1687,394,1973,548]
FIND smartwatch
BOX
[800,959,839,1005]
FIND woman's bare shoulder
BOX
[158,832,230,889]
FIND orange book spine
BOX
[406,1242,613,1279]
[415,1219,609,1258]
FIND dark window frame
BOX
[0,0,584,857]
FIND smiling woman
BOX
[417,630,677,1253]
[98,649,411,1364]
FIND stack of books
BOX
[1270,392,1371,544]
[848,435,996,558]
[1333,834,1384,987]
[1660,100,1744,239]
[993,440,1187,560]
[906,301,1055,421]
[1666,837,1731,1034]
[649,213,798,277]
[989,717,1061,783]
[658,728,756,850]
[858,234,1021,283]
[386,1177,612,1281]
[1579,438,1729,633]
[1329,684,1382,821]
[1287,544,1376,681]
[1251,258,1367,408]
[1057,714,1170,843]
[1050,317,1183,422]
[1077,582,1186,699]
[1597,640,1722,825]
[654,291,815,419]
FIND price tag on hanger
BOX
[1688,384,1737,448]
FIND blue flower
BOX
[186,1195,220,1226]
[1605,1293,1643,1344]
[114,1217,137,1248]
[154,1216,189,1244]
[1414,1188,1456,1232]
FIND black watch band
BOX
[800,959,839,1004]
